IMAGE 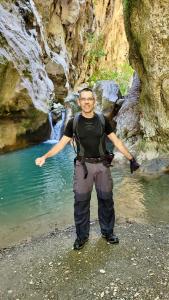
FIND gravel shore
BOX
[0,221,169,300]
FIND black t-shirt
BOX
[64,114,114,158]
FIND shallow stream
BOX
[0,144,169,248]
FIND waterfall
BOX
[0,1,69,112]
[46,110,66,144]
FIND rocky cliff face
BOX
[0,62,50,153]
[36,0,128,89]
[0,0,128,152]
[93,0,128,72]
[123,0,169,159]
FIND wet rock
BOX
[140,157,169,174]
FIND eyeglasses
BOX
[79,97,94,102]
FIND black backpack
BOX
[72,112,106,157]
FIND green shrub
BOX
[86,33,106,66]
[88,63,134,95]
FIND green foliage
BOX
[123,0,137,12]
[0,56,7,64]
[86,33,106,66]
[93,0,99,5]
[0,33,7,47]
[123,0,134,15]
[21,119,31,129]
[123,0,130,12]
[88,63,134,95]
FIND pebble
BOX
[100,291,104,297]
[29,280,34,285]
[134,292,140,297]
[99,269,106,274]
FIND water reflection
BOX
[115,175,147,223]
[139,174,169,223]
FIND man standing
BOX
[35,88,139,250]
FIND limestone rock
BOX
[123,0,169,157]
[93,80,121,114]
[116,72,141,140]
[60,0,80,26]
[93,80,122,131]
[94,0,129,71]
[0,62,50,153]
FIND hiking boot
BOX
[102,233,119,244]
[73,237,88,250]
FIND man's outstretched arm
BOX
[35,135,72,167]
[107,132,133,160]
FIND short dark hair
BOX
[78,87,93,98]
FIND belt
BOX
[77,156,104,164]
[74,154,114,179]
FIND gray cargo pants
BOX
[73,160,115,240]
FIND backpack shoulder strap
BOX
[72,112,85,156]
[95,112,105,135]
[73,112,81,136]
[95,113,106,156]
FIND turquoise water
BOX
[0,144,169,248]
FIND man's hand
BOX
[130,157,140,174]
[35,136,72,167]
[35,156,46,167]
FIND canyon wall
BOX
[123,0,169,159]
[0,0,128,152]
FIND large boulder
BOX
[93,80,122,130]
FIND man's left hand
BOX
[130,157,140,173]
